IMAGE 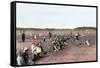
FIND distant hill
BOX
[16,27,96,31]
[74,27,96,30]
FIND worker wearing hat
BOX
[31,43,42,61]
[22,47,29,65]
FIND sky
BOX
[16,3,96,29]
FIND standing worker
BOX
[22,32,25,42]
[48,32,52,39]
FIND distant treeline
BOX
[17,28,44,30]
[16,27,96,31]
[16,28,71,31]
[74,27,96,30]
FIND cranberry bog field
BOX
[16,28,97,64]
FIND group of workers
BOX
[17,42,44,65]
[17,31,91,65]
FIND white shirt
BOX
[17,55,25,65]
[31,44,35,52]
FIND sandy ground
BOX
[16,30,96,64]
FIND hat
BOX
[23,47,28,53]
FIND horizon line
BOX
[16,26,96,29]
